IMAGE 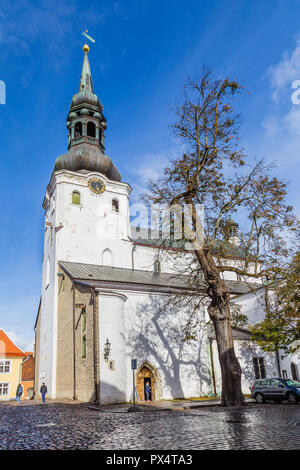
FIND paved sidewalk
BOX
[152,397,255,409]
[88,397,255,412]
[1,397,255,412]
[1,401,299,449]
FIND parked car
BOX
[250,378,300,404]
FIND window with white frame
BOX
[0,360,11,373]
[0,383,9,395]
[253,357,266,379]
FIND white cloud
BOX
[263,33,300,138]
[5,330,34,353]
[282,106,300,135]
[262,116,280,137]
[267,35,300,102]
[0,292,38,353]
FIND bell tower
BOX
[55,44,121,181]
[67,44,107,153]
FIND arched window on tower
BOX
[74,122,82,137]
[99,128,102,145]
[102,248,113,266]
[87,121,96,138]
[112,198,119,212]
[72,191,81,205]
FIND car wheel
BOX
[287,392,298,404]
[255,392,264,404]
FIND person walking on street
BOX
[16,383,23,405]
[40,383,47,403]
[145,382,151,402]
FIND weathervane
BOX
[82,29,95,44]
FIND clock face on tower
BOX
[88,178,106,195]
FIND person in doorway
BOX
[40,383,47,403]
[16,383,23,405]
[145,382,151,402]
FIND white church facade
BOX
[34,45,293,404]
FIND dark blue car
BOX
[250,378,300,404]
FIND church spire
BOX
[54,44,122,182]
[79,44,94,93]
[65,44,106,152]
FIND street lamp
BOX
[104,338,111,361]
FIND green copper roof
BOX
[59,261,261,295]
[79,49,94,93]
[54,46,122,182]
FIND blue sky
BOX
[0,0,300,350]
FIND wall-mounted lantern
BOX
[104,338,111,361]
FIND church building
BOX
[34,45,280,403]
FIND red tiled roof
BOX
[0,330,26,357]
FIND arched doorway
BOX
[291,363,299,381]
[136,362,161,402]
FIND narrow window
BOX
[102,248,113,266]
[291,363,298,381]
[112,199,119,212]
[72,191,81,205]
[82,308,86,333]
[87,121,96,138]
[170,211,175,240]
[82,308,86,358]
[259,357,266,378]
[74,122,82,137]
[253,357,266,379]
[82,335,86,358]
[154,259,161,274]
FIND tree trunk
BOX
[195,248,245,406]
[210,313,245,406]
[182,202,245,406]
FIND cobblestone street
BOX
[0,402,300,450]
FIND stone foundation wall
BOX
[56,268,99,402]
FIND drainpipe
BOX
[131,240,136,270]
[72,281,76,400]
[33,328,36,396]
[209,339,217,397]
[92,287,99,403]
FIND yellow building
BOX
[0,329,26,400]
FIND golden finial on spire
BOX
[83,43,90,53]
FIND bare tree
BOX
[144,69,298,406]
